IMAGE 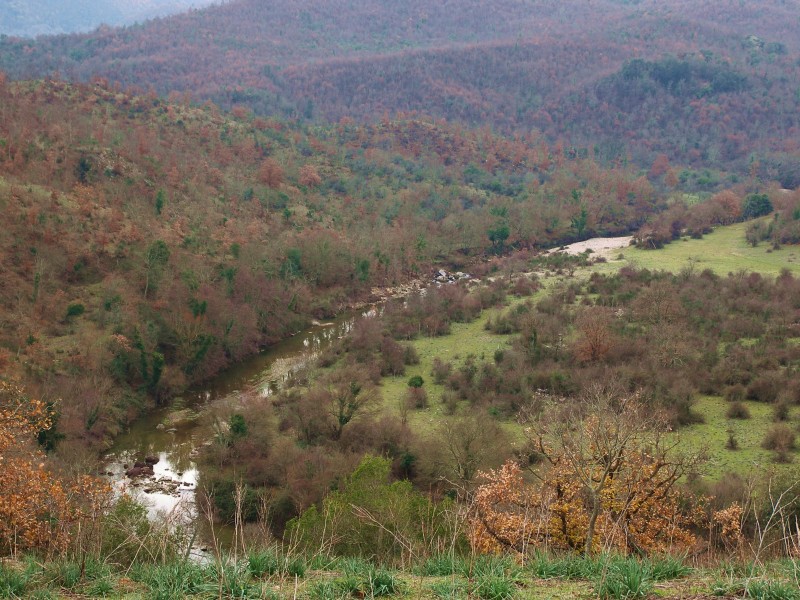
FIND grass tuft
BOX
[594,559,653,600]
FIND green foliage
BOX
[473,575,517,600]
[198,562,262,599]
[407,375,425,388]
[745,579,800,600]
[415,554,466,576]
[0,563,29,598]
[367,568,402,597]
[308,580,349,600]
[594,559,653,600]
[101,495,183,567]
[430,579,469,600]
[65,302,85,318]
[155,189,166,215]
[130,561,204,600]
[229,413,248,438]
[648,555,692,581]
[287,456,461,562]
[247,550,280,578]
[742,194,773,220]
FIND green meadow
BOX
[601,220,800,276]
[376,221,800,481]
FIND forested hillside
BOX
[1,0,798,176]
[0,78,667,450]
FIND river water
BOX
[102,312,359,522]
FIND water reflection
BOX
[103,311,365,520]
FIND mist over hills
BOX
[0,0,219,37]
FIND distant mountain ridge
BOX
[1,0,799,176]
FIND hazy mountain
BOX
[0,0,219,37]
[1,0,798,175]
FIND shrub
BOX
[408,375,425,388]
[726,401,750,420]
[772,400,790,422]
[403,345,420,365]
[65,302,85,318]
[747,374,782,403]
[441,390,459,415]
[762,424,796,461]
[724,384,746,402]
[405,386,428,410]
[431,358,452,384]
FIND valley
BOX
[2,1,800,598]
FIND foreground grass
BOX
[4,552,798,599]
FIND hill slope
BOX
[0,78,664,449]
[2,0,799,175]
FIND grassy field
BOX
[594,221,800,276]
[374,222,800,482]
[679,396,800,481]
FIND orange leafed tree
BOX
[470,390,704,556]
[0,380,110,556]
[258,157,285,188]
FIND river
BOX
[102,312,361,524]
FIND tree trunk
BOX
[585,494,601,556]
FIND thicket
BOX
[193,266,800,561]
[0,79,664,452]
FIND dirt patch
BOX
[549,236,633,258]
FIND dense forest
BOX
[2,0,799,176]
[0,78,671,452]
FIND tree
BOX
[143,239,170,298]
[298,367,382,442]
[741,193,773,220]
[258,158,284,189]
[573,307,615,362]
[425,413,510,499]
[0,380,110,555]
[470,389,704,556]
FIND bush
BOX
[762,424,796,461]
[408,375,425,388]
[726,401,750,420]
[747,374,782,403]
[772,401,790,422]
[65,302,85,318]
[724,384,746,402]
[431,358,452,384]
[405,386,428,410]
